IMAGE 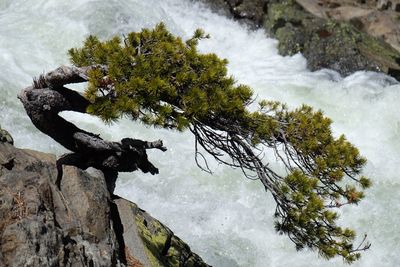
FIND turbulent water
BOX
[1,0,400,266]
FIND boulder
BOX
[295,0,400,58]
[198,0,400,80]
[198,0,269,28]
[264,0,400,79]
[116,199,209,267]
[0,125,13,145]
[0,129,209,267]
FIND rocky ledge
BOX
[0,127,209,267]
[198,0,400,81]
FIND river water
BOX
[1,0,399,266]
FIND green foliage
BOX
[68,23,371,263]
[69,23,251,129]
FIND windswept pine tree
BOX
[19,23,371,263]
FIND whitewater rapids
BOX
[0,0,399,266]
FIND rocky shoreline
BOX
[0,126,209,267]
[198,0,400,81]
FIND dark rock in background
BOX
[197,0,400,81]
[264,1,400,79]
[199,0,269,28]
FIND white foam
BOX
[1,0,399,266]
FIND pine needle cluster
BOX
[68,23,371,263]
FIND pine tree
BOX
[26,23,371,263]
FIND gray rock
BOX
[198,0,400,81]
[0,125,13,145]
[197,0,269,28]
[264,1,400,79]
[0,142,121,266]
[115,199,210,267]
[0,140,209,266]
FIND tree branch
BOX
[19,65,165,192]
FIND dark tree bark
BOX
[18,65,166,192]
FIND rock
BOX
[0,125,13,145]
[295,0,330,19]
[295,1,400,55]
[0,134,209,267]
[376,0,400,11]
[116,199,209,267]
[228,0,269,27]
[197,0,234,19]
[198,0,269,28]
[0,141,122,266]
[264,1,400,79]
[198,0,400,81]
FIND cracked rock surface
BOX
[0,127,209,267]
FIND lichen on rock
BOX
[198,0,400,80]
[263,0,400,79]
[123,201,209,267]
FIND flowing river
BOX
[1,0,399,266]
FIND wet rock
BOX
[0,125,13,145]
[228,0,269,27]
[264,1,400,79]
[296,1,400,55]
[198,0,400,80]
[198,0,269,28]
[197,0,234,18]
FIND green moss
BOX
[134,209,208,267]
[135,214,170,265]
[144,246,163,267]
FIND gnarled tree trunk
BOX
[18,65,166,192]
